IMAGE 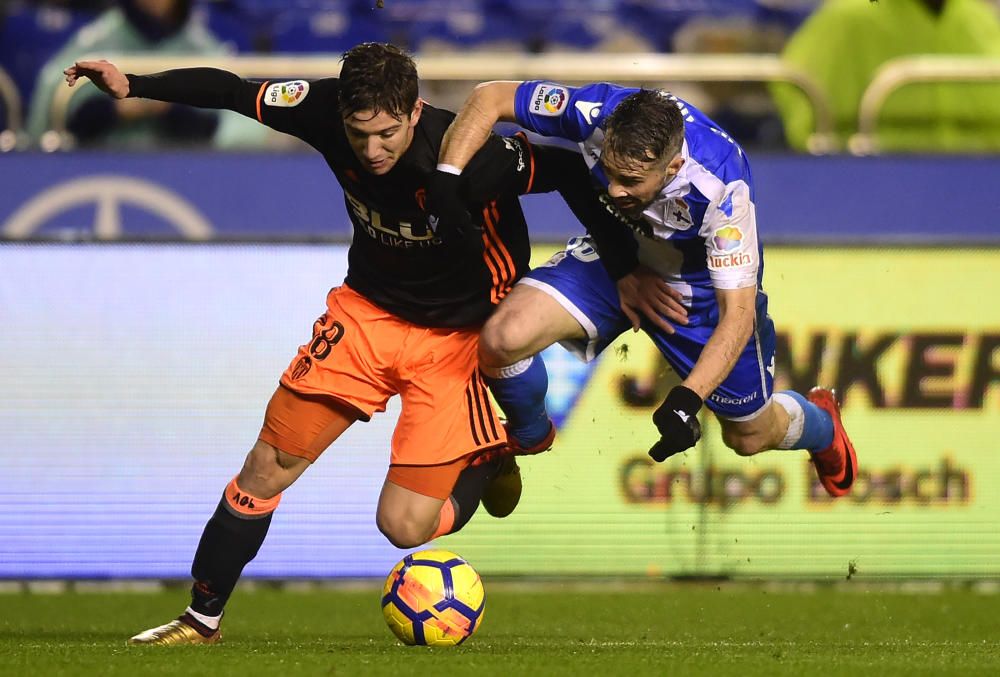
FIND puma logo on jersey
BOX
[501,136,526,171]
[574,100,602,124]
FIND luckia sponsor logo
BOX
[709,225,751,268]
[713,225,742,252]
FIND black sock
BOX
[447,459,499,534]
[189,498,273,616]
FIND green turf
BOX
[1,584,998,676]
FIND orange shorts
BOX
[385,456,474,501]
[259,385,478,499]
[260,284,505,470]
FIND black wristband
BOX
[125,74,144,98]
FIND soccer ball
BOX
[381,549,486,647]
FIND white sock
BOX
[773,392,805,449]
[480,356,534,380]
[185,606,222,630]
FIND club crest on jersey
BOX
[531,84,569,116]
[718,191,735,218]
[265,80,309,108]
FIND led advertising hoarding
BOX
[2,244,997,578]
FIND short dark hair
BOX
[338,43,418,119]
[604,90,685,165]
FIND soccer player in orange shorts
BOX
[65,44,643,645]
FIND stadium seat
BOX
[271,3,391,53]
[197,1,256,52]
[752,0,819,33]
[408,5,525,53]
[0,5,95,111]
[498,0,644,53]
[618,0,763,51]
[0,97,8,138]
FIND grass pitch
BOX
[2,583,998,676]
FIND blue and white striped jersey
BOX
[514,81,763,321]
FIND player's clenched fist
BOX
[648,385,703,462]
[64,60,130,99]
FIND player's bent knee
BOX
[377,515,434,549]
[723,432,766,457]
[478,321,527,367]
[376,506,436,549]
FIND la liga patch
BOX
[265,80,309,108]
[529,84,569,116]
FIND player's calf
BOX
[129,469,286,646]
[188,475,283,617]
[238,438,310,497]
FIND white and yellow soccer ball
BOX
[381,549,485,647]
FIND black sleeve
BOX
[525,141,641,280]
[578,190,640,280]
[504,134,639,280]
[127,68,259,116]
[459,131,534,203]
[126,69,337,145]
[456,132,638,279]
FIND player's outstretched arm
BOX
[440,81,521,172]
[64,60,130,98]
[65,61,267,122]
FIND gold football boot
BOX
[481,455,522,518]
[127,617,221,646]
[480,421,556,518]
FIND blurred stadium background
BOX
[2,0,1000,590]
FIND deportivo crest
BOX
[265,80,309,108]
[530,84,569,116]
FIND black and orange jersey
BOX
[127,69,638,327]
